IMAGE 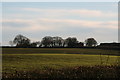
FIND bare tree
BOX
[65,37,78,47]
[85,38,97,47]
[41,36,53,47]
[52,36,64,47]
[9,41,14,47]
[13,34,31,47]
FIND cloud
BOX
[39,18,117,29]
[3,7,117,33]
[2,18,117,34]
[22,8,117,18]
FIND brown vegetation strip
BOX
[2,65,120,79]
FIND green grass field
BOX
[2,48,120,78]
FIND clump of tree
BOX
[13,34,31,48]
[41,36,65,47]
[30,41,41,48]
[65,37,78,47]
[10,34,98,48]
[85,38,97,47]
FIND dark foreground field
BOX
[3,65,120,79]
[2,48,120,79]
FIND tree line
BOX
[9,34,97,48]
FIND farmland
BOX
[2,48,120,79]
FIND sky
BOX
[1,0,119,2]
[1,2,118,45]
